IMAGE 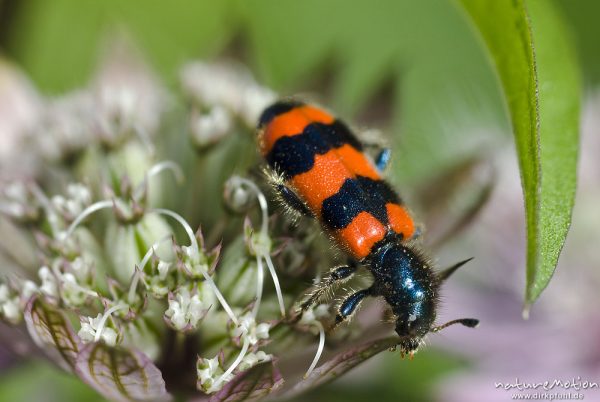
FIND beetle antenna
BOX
[437,257,474,282]
[431,318,479,333]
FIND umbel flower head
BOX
[0,45,491,401]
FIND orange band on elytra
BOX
[260,105,334,155]
[337,211,387,259]
[287,145,380,216]
[335,144,380,180]
[386,203,415,240]
[291,149,354,214]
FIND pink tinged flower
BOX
[35,92,97,162]
[180,61,276,127]
[92,38,166,140]
[75,342,171,402]
[0,60,42,172]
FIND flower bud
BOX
[0,282,22,324]
[223,176,256,213]
[190,106,233,150]
[196,355,232,394]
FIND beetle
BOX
[257,100,478,355]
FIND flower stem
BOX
[252,256,264,319]
[134,160,184,200]
[94,303,128,343]
[62,200,114,241]
[211,337,250,391]
[128,234,173,303]
[304,320,325,379]
[235,177,286,317]
[264,253,285,317]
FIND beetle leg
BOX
[299,263,358,312]
[334,287,373,325]
[276,184,314,217]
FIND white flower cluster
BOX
[196,350,272,394]
[37,257,97,308]
[231,312,271,346]
[78,312,120,347]
[38,266,58,299]
[143,260,172,298]
[0,182,25,216]
[181,61,276,128]
[0,52,338,401]
[0,283,21,324]
[92,41,165,141]
[181,61,276,150]
[51,184,92,221]
[0,279,38,324]
[164,286,211,331]
[36,93,97,161]
[181,245,214,280]
[197,355,233,393]
[196,313,273,394]
[225,176,286,319]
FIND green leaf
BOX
[75,342,171,402]
[7,0,231,92]
[24,296,82,372]
[525,0,580,305]
[456,0,580,309]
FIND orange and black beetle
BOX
[258,100,478,354]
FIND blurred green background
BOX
[2,0,598,185]
[0,1,598,401]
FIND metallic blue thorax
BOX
[369,241,437,337]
